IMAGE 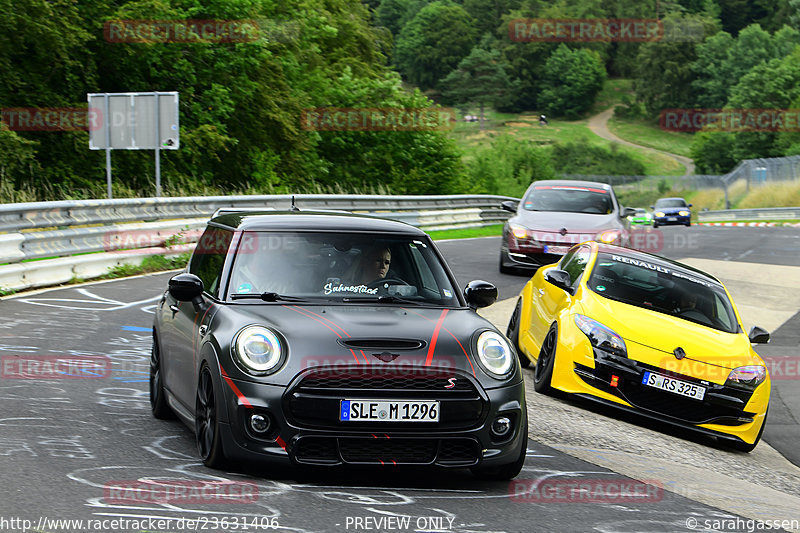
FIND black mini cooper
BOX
[150,210,527,479]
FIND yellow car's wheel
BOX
[506,299,529,368]
[533,324,557,394]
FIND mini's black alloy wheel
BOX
[533,324,557,394]
[196,365,226,467]
[149,338,174,419]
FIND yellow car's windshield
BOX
[587,253,740,334]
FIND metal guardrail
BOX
[0,194,516,292]
[698,207,800,222]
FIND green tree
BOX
[466,135,555,196]
[726,50,800,160]
[691,31,735,108]
[690,131,738,173]
[377,0,411,36]
[439,43,513,129]
[395,1,478,90]
[538,44,606,119]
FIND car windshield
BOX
[226,231,460,306]
[587,253,739,333]
[522,185,613,214]
[634,209,647,215]
[655,199,687,208]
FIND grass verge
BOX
[428,224,504,240]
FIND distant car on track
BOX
[628,208,653,226]
[499,180,635,274]
[506,242,771,452]
[151,209,528,479]
[652,197,692,227]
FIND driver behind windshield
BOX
[350,246,392,284]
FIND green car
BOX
[628,208,653,226]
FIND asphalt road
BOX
[0,225,798,533]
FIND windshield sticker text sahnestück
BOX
[323,283,379,296]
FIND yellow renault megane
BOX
[507,242,771,451]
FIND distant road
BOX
[588,106,696,175]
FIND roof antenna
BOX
[290,195,300,211]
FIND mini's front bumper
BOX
[216,373,527,469]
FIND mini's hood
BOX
[210,304,516,387]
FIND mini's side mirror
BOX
[748,326,770,344]
[545,269,573,294]
[501,200,519,213]
[464,280,498,309]
[621,207,636,218]
[169,273,204,302]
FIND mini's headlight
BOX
[233,326,283,374]
[655,211,665,218]
[678,210,690,216]
[476,331,514,377]
[509,223,528,240]
[574,314,627,357]
[725,365,766,389]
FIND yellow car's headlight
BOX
[678,210,690,216]
[655,212,665,218]
[725,365,766,390]
[233,325,283,374]
[575,315,627,357]
[476,331,514,377]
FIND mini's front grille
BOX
[292,436,479,466]
[297,369,475,392]
[285,367,485,431]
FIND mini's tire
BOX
[150,338,175,420]
[195,365,226,468]
[533,324,557,394]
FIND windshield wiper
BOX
[230,292,309,302]
[341,295,425,305]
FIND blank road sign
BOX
[88,92,179,150]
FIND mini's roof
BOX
[208,209,427,236]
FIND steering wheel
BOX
[366,277,409,291]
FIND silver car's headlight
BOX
[233,325,283,374]
[476,330,514,377]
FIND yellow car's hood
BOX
[579,290,762,382]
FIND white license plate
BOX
[642,371,705,400]
[543,245,570,255]
[667,217,677,221]
[340,400,440,422]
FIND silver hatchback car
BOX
[499,180,635,274]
